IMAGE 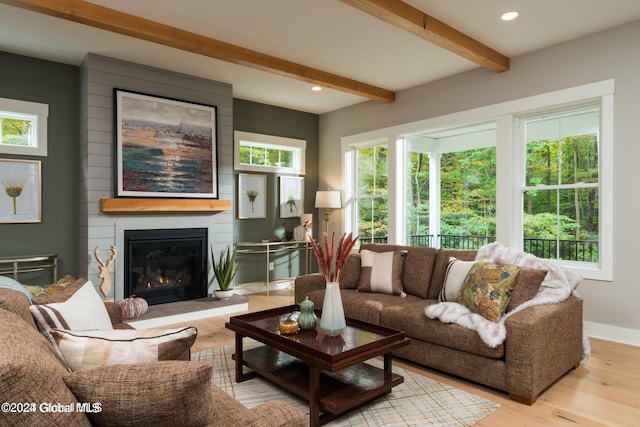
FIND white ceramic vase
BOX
[320,281,346,336]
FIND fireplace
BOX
[124,228,208,305]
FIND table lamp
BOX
[315,190,341,233]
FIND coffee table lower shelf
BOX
[237,345,404,419]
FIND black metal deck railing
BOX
[358,234,599,262]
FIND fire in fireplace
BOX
[124,228,208,305]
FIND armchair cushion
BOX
[64,361,216,427]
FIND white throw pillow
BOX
[439,258,476,302]
[50,327,197,371]
[29,280,113,347]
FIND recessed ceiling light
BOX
[311,86,322,92]
[501,11,519,21]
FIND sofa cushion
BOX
[342,289,425,325]
[458,262,520,322]
[30,280,113,347]
[429,249,478,299]
[507,267,547,311]
[380,299,505,359]
[357,249,406,296]
[50,326,197,371]
[360,244,437,298]
[339,253,362,289]
[64,361,216,427]
[0,287,38,329]
[0,308,91,427]
[439,258,476,302]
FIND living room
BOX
[1,1,640,425]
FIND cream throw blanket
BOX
[424,242,590,358]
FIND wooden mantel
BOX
[100,198,231,213]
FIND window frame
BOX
[342,79,614,281]
[234,130,306,175]
[0,97,48,156]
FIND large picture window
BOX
[521,105,600,263]
[343,80,613,280]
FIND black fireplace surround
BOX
[124,228,208,305]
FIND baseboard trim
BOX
[585,321,640,347]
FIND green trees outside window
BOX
[353,105,600,263]
[0,116,33,147]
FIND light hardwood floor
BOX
[166,289,640,427]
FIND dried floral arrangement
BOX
[309,232,359,283]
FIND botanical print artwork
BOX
[279,176,303,218]
[0,158,41,223]
[238,174,266,219]
[2,178,24,215]
[116,90,217,198]
[246,188,259,213]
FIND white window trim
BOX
[0,97,48,156]
[234,130,306,175]
[342,79,614,281]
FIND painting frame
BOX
[279,176,304,218]
[0,158,41,223]
[114,88,218,199]
[238,173,267,219]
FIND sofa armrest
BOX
[294,273,326,303]
[504,295,583,404]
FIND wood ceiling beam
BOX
[0,0,396,103]
[340,0,510,72]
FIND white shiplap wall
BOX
[79,54,233,300]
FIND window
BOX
[0,97,48,156]
[520,105,600,263]
[342,80,613,280]
[354,144,388,244]
[234,131,305,174]
[404,122,497,248]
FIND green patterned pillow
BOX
[457,262,520,322]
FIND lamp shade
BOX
[315,191,341,209]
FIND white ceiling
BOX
[1,0,640,114]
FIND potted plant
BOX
[210,244,237,300]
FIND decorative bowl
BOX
[278,318,300,335]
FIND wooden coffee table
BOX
[225,305,410,426]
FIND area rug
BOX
[192,343,500,427]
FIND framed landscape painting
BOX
[279,176,304,218]
[114,89,218,198]
[0,158,41,223]
[238,174,266,219]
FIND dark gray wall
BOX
[0,51,319,287]
[0,51,79,282]
[233,99,319,284]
